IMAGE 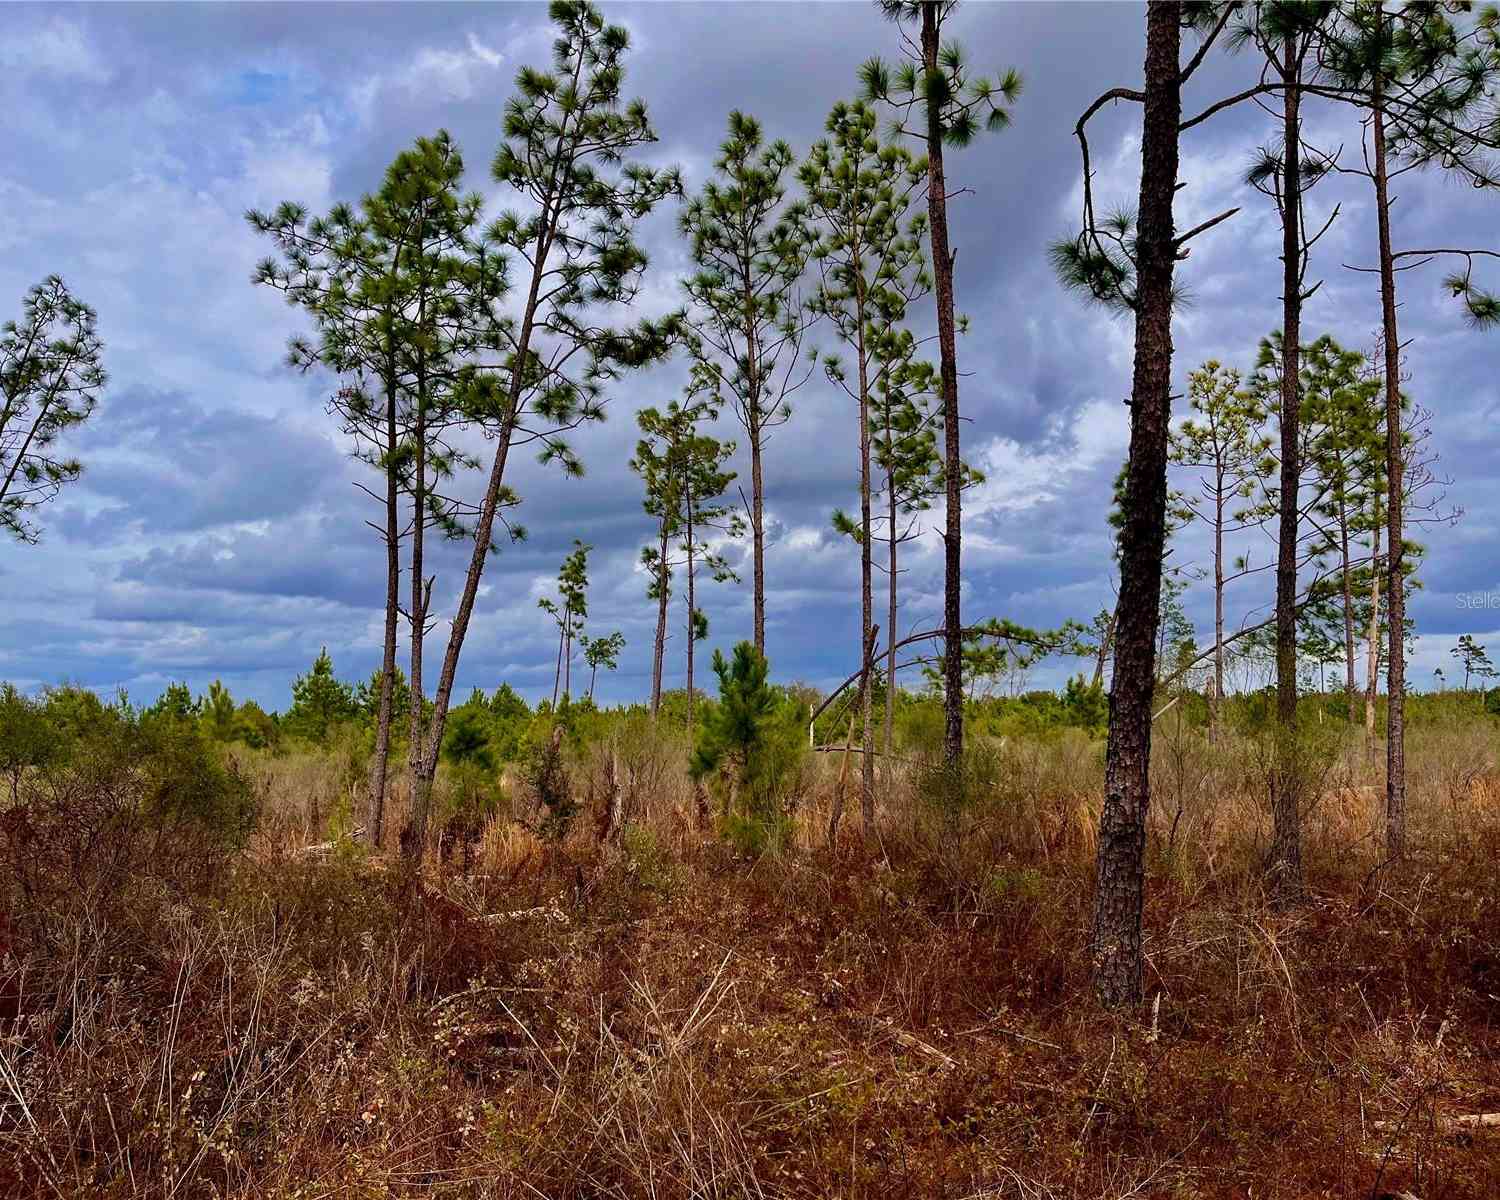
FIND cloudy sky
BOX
[3,1,1497,711]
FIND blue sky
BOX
[2,2,1498,712]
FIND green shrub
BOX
[690,642,809,855]
[2,690,258,936]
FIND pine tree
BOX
[287,647,358,745]
[538,540,592,707]
[1298,336,1383,706]
[409,0,679,859]
[679,111,814,657]
[867,351,949,757]
[249,131,504,849]
[1316,2,1500,858]
[1053,2,1253,1008]
[1,276,105,545]
[862,0,1021,793]
[674,413,743,735]
[801,96,932,836]
[1169,360,1271,735]
[1231,0,1343,902]
[1452,634,1495,691]
[631,398,742,718]
[581,630,625,700]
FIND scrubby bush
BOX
[1,688,257,941]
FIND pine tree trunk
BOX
[405,334,431,861]
[1092,604,1118,690]
[686,476,697,736]
[1371,31,1407,858]
[1366,506,1381,756]
[1340,506,1357,703]
[886,475,899,766]
[921,1,964,793]
[651,522,669,716]
[552,602,566,710]
[367,358,401,850]
[1212,484,1224,739]
[856,293,876,835]
[750,416,766,656]
[1271,39,1305,899]
[414,219,555,853]
[1091,0,1180,1010]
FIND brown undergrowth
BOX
[3,725,1499,1198]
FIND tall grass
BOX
[4,711,1499,1197]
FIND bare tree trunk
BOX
[1372,22,1407,859]
[1366,505,1381,756]
[405,339,432,860]
[686,475,697,736]
[1271,38,1305,899]
[855,298,876,834]
[860,624,879,835]
[1339,506,1357,702]
[650,523,669,716]
[1091,0,1180,1010]
[552,601,566,710]
[920,1,965,795]
[886,476,899,766]
[828,706,858,848]
[409,194,561,861]
[1212,487,1224,738]
[367,361,401,850]
[1092,604,1118,690]
[750,411,767,656]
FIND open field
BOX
[4,710,1499,1199]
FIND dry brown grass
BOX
[4,720,1500,1198]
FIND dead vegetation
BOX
[3,719,1500,1199]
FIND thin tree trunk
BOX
[856,285,876,834]
[750,417,766,656]
[413,217,556,855]
[1372,34,1407,858]
[1091,0,1180,1010]
[886,468,899,779]
[367,358,401,850]
[920,2,965,792]
[552,601,566,710]
[1092,603,1118,690]
[1366,502,1381,755]
[1271,37,1305,898]
[1339,505,1357,702]
[1212,485,1224,738]
[650,521,669,716]
[405,331,431,858]
[686,475,697,736]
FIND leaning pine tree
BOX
[250,131,504,849]
[0,276,105,547]
[406,0,680,860]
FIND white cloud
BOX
[0,18,111,84]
